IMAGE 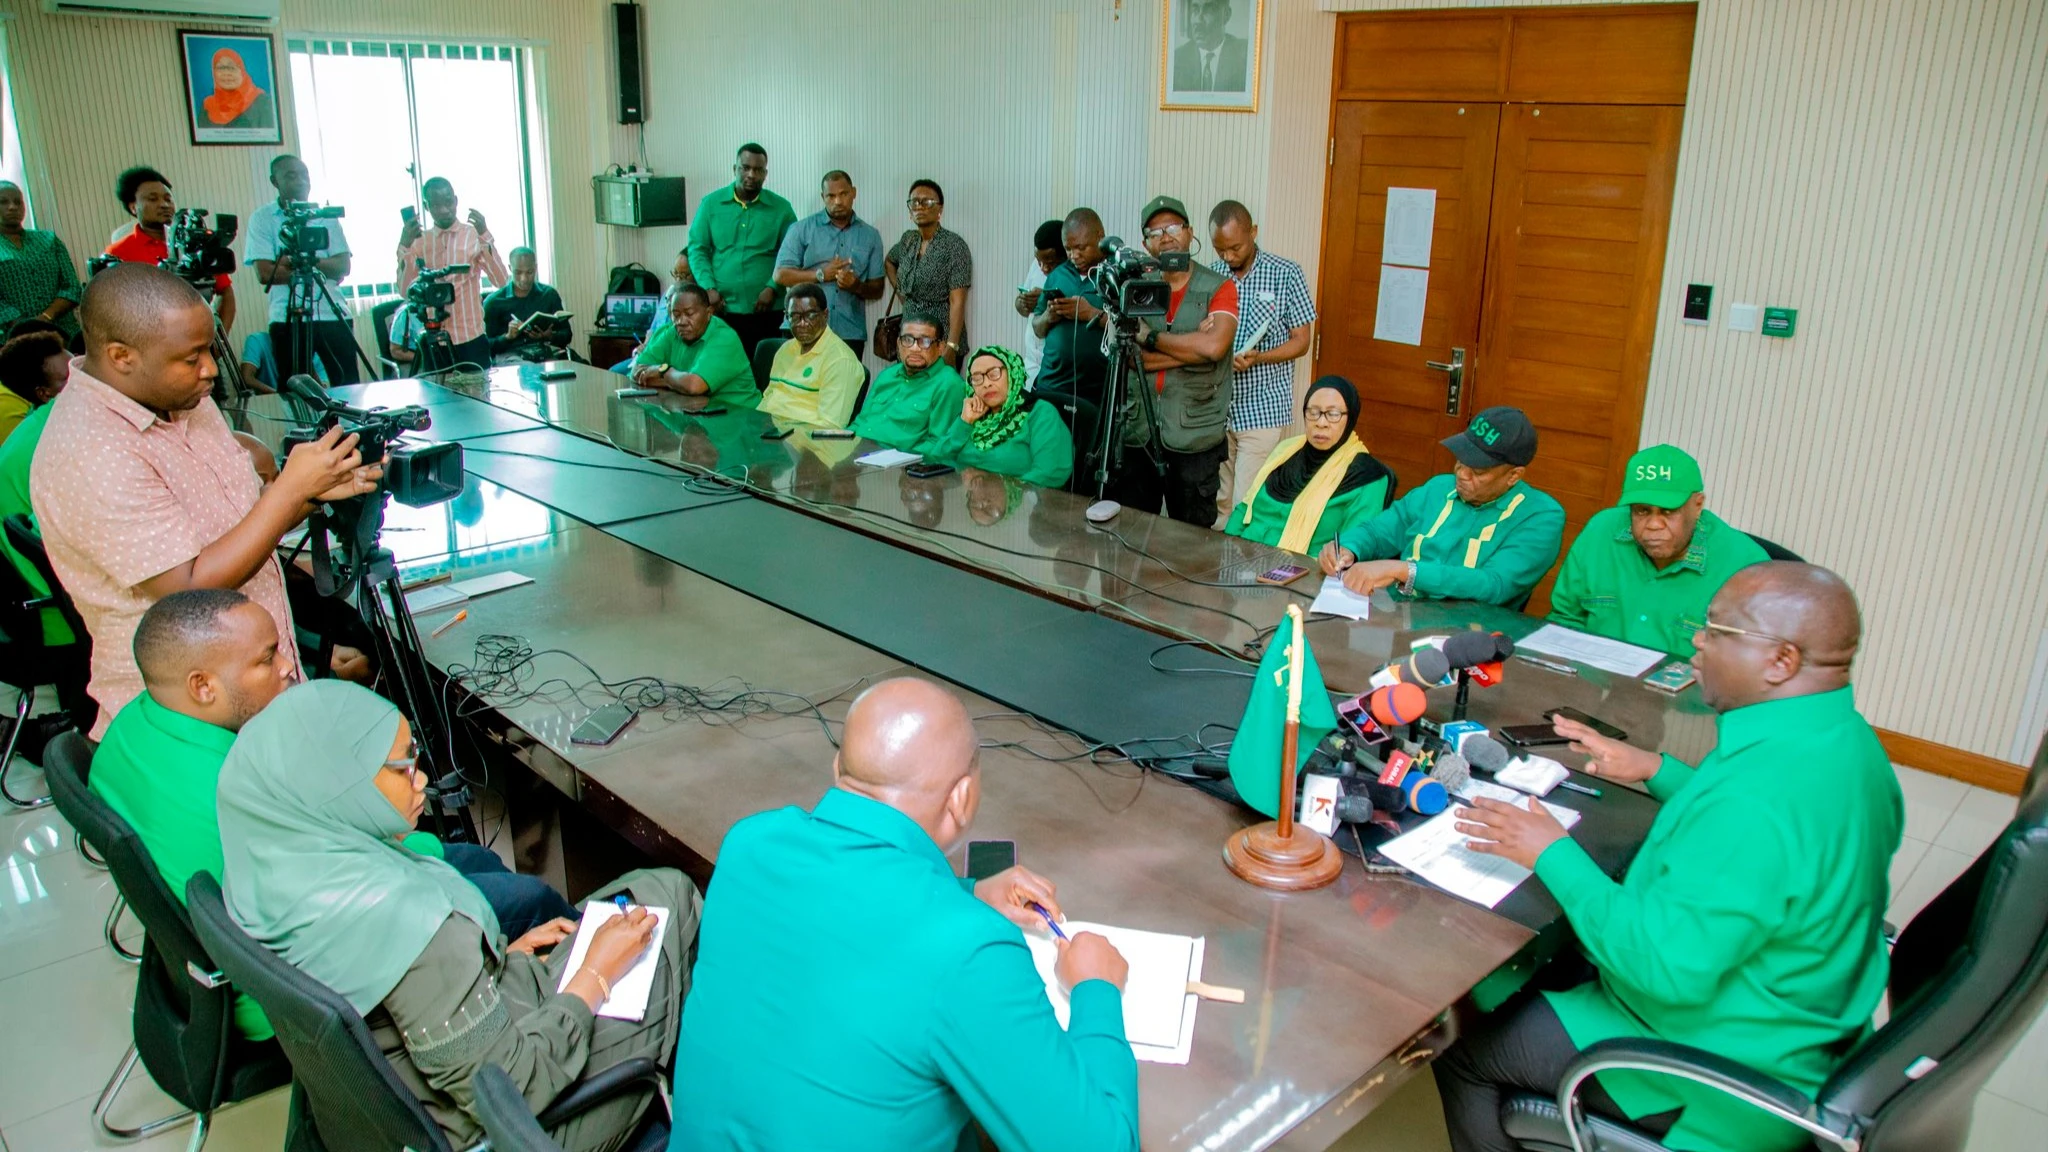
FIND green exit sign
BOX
[1762,306,1797,338]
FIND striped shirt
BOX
[1213,248,1316,431]
[395,221,509,346]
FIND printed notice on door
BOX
[1373,265,1428,346]
[1382,187,1437,268]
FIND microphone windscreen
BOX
[1333,790,1374,824]
[1365,779,1407,814]
[281,373,325,403]
[1407,646,1450,685]
[1430,751,1471,792]
[1441,631,1498,669]
[1461,734,1511,773]
[1489,632,1517,660]
[1367,682,1426,726]
[1401,770,1449,816]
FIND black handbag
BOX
[872,285,902,363]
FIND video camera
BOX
[405,260,470,321]
[164,208,238,286]
[280,377,464,510]
[1085,236,1190,320]
[278,200,345,262]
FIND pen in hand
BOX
[1028,901,1067,941]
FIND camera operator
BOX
[1113,196,1237,526]
[396,177,508,370]
[105,166,236,333]
[27,264,379,738]
[247,154,359,385]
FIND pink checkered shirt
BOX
[395,221,510,347]
[28,361,300,736]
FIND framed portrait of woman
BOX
[178,30,282,145]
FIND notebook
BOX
[552,902,671,1021]
[1023,921,1206,1064]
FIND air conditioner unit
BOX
[43,0,278,24]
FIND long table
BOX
[230,363,1713,1151]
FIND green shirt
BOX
[671,789,1139,1152]
[931,400,1075,488]
[686,184,798,311]
[1549,507,1767,658]
[633,317,758,411]
[850,360,966,455]
[1225,474,1391,557]
[1535,686,1902,1152]
[0,404,70,645]
[1334,472,1564,605]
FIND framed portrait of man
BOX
[1160,0,1265,112]
[179,30,283,145]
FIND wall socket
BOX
[1727,303,1761,333]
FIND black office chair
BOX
[751,336,789,391]
[1745,531,1805,562]
[371,299,405,379]
[0,513,91,810]
[471,1063,672,1152]
[1503,780,2048,1152]
[848,365,874,421]
[187,872,667,1152]
[43,733,294,1149]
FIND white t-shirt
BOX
[1021,259,1050,386]
[245,199,354,324]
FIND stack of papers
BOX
[553,901,672,1021]
[1517,624,1666,677]
[1309,575,1374,620]
[1376,781,1583,908]
[855,448,921,469]
[1024,922,1205,1064]
[404,571,534,613]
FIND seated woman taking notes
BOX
[216,681,700,1152]
[932,345,1073,489]
[1225,375,1393,555]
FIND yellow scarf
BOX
[1239,434,1369,554]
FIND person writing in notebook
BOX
[671,677,1139,1152]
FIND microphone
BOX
[1333,788,1374,824]
[1460,733,1510,774]
[280,372,326,405]
[1441,630,1513,669]
[1430,751,1471,793]
[1099,235,1132,258]
[1369,646,1451,691]
[1367,682,1426,726]
[1365,770,1449,816]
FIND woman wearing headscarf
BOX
[203,47,276,129]
[931,345,1073,489]
[217,682,699,1152]
[1225,376,1394,556]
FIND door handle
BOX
[1425,348,1466,416]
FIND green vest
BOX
[1124,263,1232,453]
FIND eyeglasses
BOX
[897,334,938,349]
[1699,618,1797,648]
[383,741,420,783]
[967,366,1007,386]
[786,309,826,324]
[906,197,941,210]
[1304,407,1348,424]
[1143,222,1188,240]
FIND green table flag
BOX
[1228,628,1340,818]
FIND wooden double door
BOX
[1315,5,1696,606]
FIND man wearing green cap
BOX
[1549,444,1769,658]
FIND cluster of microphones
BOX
[1298,630,1520,836]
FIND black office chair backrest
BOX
[43,733,237,1110]
[471,1064,561,1152]
[185,872,453,1152]
[3,514,88,656]
[751,336,788,391]
[1816,783,2048,1150]
[371,300,403,377]
[1744,531,1804,562]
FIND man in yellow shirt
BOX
[760,284,864,428]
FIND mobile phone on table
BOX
[694,406,729,416]
[1256,563,1311,586]
[615,387,656,398]
[812,428,857,439]
[570,702,635,746]
[1545,707,1627,741]
[539,367,577,381]
[905,462,955,479]
[1498,723,1570,749]
[761,426,794,440]
[966,840,1016,882]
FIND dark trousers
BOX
[268,320,362,386]
[720,308,783,359]
[442,842,576,939]
[419,333,492,375]
[1106,440,1227,526]
[1435,989,1679,1152]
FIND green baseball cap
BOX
[1618,444,1703,509]
[1140,195,1190,229]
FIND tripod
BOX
[205,292,248,406]
[272,255,379,386]
[410,301,462,377]
[1089,314,1169,505]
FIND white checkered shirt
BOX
[1214,249,1316,431]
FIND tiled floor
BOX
[0,756,2038,1151]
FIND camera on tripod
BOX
[1086,237,1190,321]
[282,392,465,510]
[278,200,344,261]
[164,208,238,285]
[406,261,470,320]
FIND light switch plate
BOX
[1727,303,1760,333]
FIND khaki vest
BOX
[1123,262,1233,453]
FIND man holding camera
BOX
[105,165,236,334]
[29,264,379,738]
[396,177,509,372]
[247,154,358,385]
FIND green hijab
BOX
[966,345,1032,451]
[217,680,501,1014]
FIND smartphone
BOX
[570,702,636,746]
[1499,723,1570,749]
[399,205,416,224]
[965,839,1016,882]
[761,426,795,440]
[539,367,577,381]
[1546,707,1627,742]
[812,428,857,439]
[694,406,729,416]
[905,462,956,479]
[1257,563,1311,586]
[615,387,657,398]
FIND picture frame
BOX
[178,29,283,146]
[1160,0,1265,113]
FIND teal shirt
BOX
[1536,687,1902,1152]
[1334,472,1564,605]
[931,400,1074,488]
[851,360,966,455]
[671,789,1139,1152]
[686,184,798,311]
[1548,507,1769,658]
[0,403,69,645]
[633,317,758,411]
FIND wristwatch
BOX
[816,267,826,283]
[1400,561,1418,596]
[1142,327,1161,352]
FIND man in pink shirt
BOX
[395,176,510,374]
[29,264,379,737]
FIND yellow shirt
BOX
[759,329,864,428]
[0,390,30,447]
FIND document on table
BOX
[1309,575,1373,621]
[1516,623,1667,677]
[1025,922,1205,1064]
[856,448,921,468]
[1377,781,1582,908]
[553,901,672,1022]
[403,571,536,613]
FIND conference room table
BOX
[230,363,1715,1151]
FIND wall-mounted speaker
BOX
[613,2,644,125]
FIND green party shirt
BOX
[1334,471,1564,605]
[850,360,966,455]
[670,788,1138,1152]
[1548,507,1769,658]
[0,404,70,645]
[91,695,451,1043]
[1535,686,1902,1152]
[930,399,1075,489]
[633,317,758,411]
[1225,474,1391,558]
[686,183,798,312]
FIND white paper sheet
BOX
[452,571,535,598]
[1377,782,1582,908]
[553,902,672,1021]
[1025,922,1205,1064]
[1372,265,1429,346]
[1309,575,1374,621]
[856,448,922,468]
[1382,187,1438,268]
[1516,623,1667,677]
[404,571,536,614]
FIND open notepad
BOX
[552,902,671,1021]
[1376,781,1583,909]
[1024,922,1205,1065]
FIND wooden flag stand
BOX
[1224,604,1344,891]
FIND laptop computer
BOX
[600,293,661,336]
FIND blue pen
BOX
[1029,902,1067,941]
[613,894,630,909]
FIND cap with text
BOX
[1441,406,1538,469]
[1141,195,1190,229]
[1617,444,1703,510]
